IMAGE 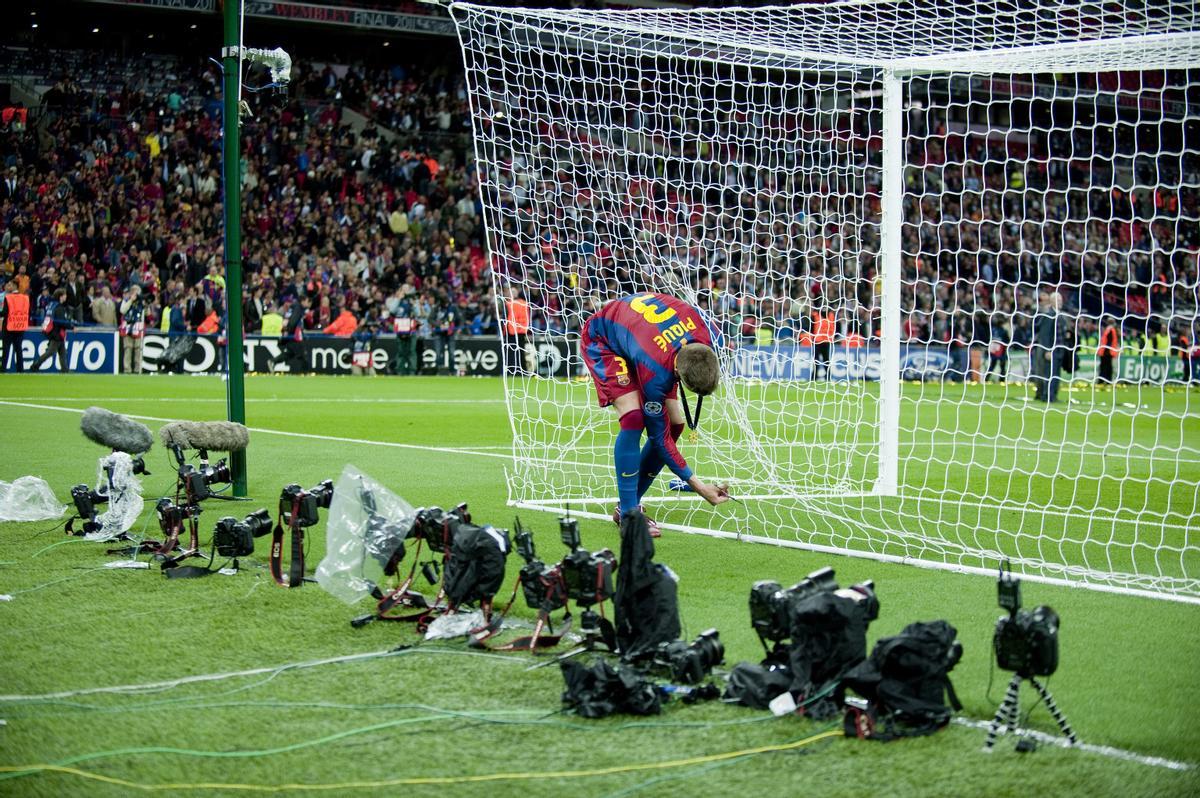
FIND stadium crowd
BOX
[0,44,1197,381]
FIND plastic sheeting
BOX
[0,476,66,522]
[315,464,415,604]
[88,452,144,541]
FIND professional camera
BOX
[653,629,724,685]
[411,502,470,553]
[279,480,334,528]
[70,484,108,522]
[180,459,232,501]
[513,518,568,613]
[363,506,410,577]
[213,509,273,558]
[156,497,201,532]
[557,510,615,607]
[993,562,1059,677]
[129,455,149,476]
[750,566,878,644]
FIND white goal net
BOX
[449,0,1200,603]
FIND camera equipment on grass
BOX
[649,629,724,685]
[213,509,273,559]
[612,509,680,660]
[68,409,154,539]
[842,620,963,740]
[270,480,333,587]
[726,565,879,716]
[984,561,1077,752]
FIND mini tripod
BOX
[527,607,614,670]
[984,672,1077,751]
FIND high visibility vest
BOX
[261,313,283,337]
[813,313,835,344]
[505,298,529,335]
[1078,332,1098,356]
[755,326,773,346]
[845,331,864,348]
[3,292,29,331]
[197,312,219,334]
[1097,326,1120,358]
[1153,333,1170,357]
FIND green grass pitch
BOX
[0,374,1196,797]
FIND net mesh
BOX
[451,0,1200,601]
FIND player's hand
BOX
[690,478,731,507]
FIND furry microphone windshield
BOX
[80,407,154,454]
[159,421,250,452]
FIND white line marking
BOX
[953,717,1194,771]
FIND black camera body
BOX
[180,459,232,501]
[750,566,877,644]
[279,480,334,529]
[560,547,616,607]
[213,509,273,558]
[156,497,201,532]
[70,483,108,521]
[993,563,1059,677]
[514,523,568,613]
[653,629,724,685]
[411,503,470,553]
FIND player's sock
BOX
[615,409,645,515]
[635,422,685,501]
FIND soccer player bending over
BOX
[582,292,730,536]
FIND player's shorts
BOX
[581,321,677,408]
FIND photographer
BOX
[271,295,310,374]
[32,288,75,372]
[119,285,146,374]
[432,292,458,375]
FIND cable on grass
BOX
[0,728,843,791]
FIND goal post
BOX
[449,0,1200,604]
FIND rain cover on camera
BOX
[0,476,66,522]
[315,464,415,604]
[89,452,144,541]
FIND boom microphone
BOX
[159,421,251,453]
[81,407,154,454]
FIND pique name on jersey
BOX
[653,317,698,352]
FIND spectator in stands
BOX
[323,303,358,337]
[91,285,117,327]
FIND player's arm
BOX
[643,382,729,507]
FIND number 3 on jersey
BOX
[629,294,676,325]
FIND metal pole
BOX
[222,0,248,496]
[874,70,903,497]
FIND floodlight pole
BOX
[222,0,248,497]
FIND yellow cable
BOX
[0,729,841,792]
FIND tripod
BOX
[984,672,1077,751]
[527,607,613,670]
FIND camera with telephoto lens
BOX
[749,566,879,644]
[993,562,1059,677]
[411,502,470,553]
[653,629,725,685]
[279,480,334,528]
[156,497,201,532]
[360,488,409,577]
[513,517,568,613]
[556,509,615,607]
[180,459,232,501]
[213,509,273,558]
[130,455,149,476]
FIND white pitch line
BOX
[953,717,1194,771]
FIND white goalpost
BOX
[448,0,1200,603]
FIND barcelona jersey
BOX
[582,293,713,481]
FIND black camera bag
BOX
[560,658,661,718]
[722,662,793,709]
[843,619,963,738]
[614,511,680,659]
[443,523,510,606]
[786,591,873,696]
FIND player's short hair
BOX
[676,343,720,396]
